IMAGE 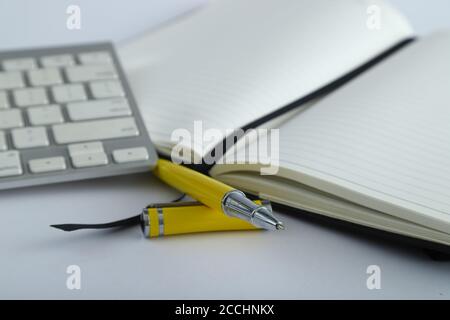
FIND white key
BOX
[12,127,49,149]
[79,51,112,65]
[65,64,117,82]
[3,58,36,71]
[68,142,104,157]
[28,104,64,126]
[13,87,48,107]
[28,68,63,86]
[29,157,66,174]
[90,80,124,99]
[71,152,108,168]
[0,91,9,109]
[41,54,75,68]
[0,151,22,177]
[67,98,131,121]
[53,117,139,144]
[0,131,7,150]
[0,71,24,90]
[52,84,87,103]
[113,147,149,164]
[0,109,23,129]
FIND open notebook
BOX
[120,0,413,156]
[119,0,450,248]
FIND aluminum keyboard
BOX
[0,42,157,190]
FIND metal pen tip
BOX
[276,223,285,230]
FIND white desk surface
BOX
[1,0,450,299]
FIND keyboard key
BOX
[53,117,139,144]
[29,157,66,174]
[0,131,7,150]
[0,71,24,90]
[3,58,36,71]
[0,109,23,129]
[68,142,104,157]
[52,84,87,103]
[13,87,48,107]
[65,64,117,82]
[113,147,149,164]
[12,127,49,149]
[71,152,108,168]
[41,54,75,68]
[0,151,22,177]
[90,80,124,99]
[67,98,131,121]
[0,91,9,109]
[28,105,64,126]
[79,51,112,65]
[28,68,63,86]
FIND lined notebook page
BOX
[271,32,450,233]
[119,0,413,156]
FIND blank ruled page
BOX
[119,0,413,155]
[276,32,450,233]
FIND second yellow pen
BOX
[141,200,271,237]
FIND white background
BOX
[0,0,449,299]
[1,0,450,50]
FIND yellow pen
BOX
[141,200,270,238]
[153,159,284,231]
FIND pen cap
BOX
[141,200,271,238]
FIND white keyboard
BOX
[0,42,157,190]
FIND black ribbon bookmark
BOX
[51,193,186,232]
[51,214,141,232]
